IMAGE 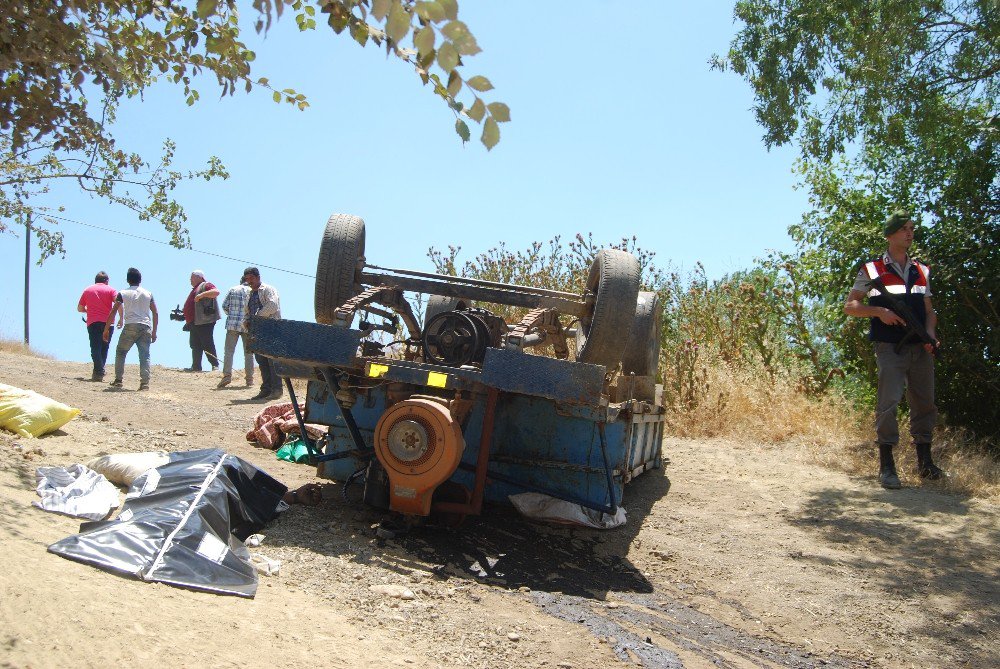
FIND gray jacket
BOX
[193,282,221,326]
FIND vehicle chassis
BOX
[249,214,666,524]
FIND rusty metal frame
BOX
[431,386,500,518]
[332,285,422,339]
[505,307,570,359]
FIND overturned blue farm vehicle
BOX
[250,214,666,526]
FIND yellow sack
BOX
[0,383,80,438]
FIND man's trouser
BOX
[874,342,937,446]
[114,324,152,384]
[255,353,281,396]
[87,321,111,377]
[189,322,219,370]
[222,330,254,383]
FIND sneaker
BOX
[217,377,232,388]
[245,378,254,387]
[90,372,104,382]
[267,389,283,401]
[251,390,270,401]
[879,467,902,489]
[109,379,123,388]
[138,383,150,391]
[211,366,219,372]
[182,367,203,372]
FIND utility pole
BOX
[23,213,30,345]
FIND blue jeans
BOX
[255,353,281,396]
[87,322,111,377]
[114,323,152,384]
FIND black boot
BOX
[915,443,944,480]
[878,443,901,489]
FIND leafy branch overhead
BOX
[225,0,510,150]
[0,0,506,260]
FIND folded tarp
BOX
[34,464,120,520]
[48,448,288,597]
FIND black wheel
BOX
[423,311,484,367]
[575,249,641,369]
[621,291,662,377]
[423,295,472,330]
[315,214,366,324]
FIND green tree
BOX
[716,0,999,442]
[1,0,505,259]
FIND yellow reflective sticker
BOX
[427,371,448,388]
[368,363,389,378]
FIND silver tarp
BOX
[48,448,288,598]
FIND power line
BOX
[46,213,317,279]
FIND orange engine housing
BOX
[373,397,465,516]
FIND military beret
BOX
[884,209,912,235]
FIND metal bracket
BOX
[332,285,422,340]
[504,307,570,359]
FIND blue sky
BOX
[0,2,808,372]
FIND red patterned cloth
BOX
[246,402,326,449]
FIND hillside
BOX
[0,351,996,668]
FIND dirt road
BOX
[1,351,996,668]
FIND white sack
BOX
[86,451,171,486]
[509,492,627,529]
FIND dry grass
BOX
[0,338,52,359]
[665,361,1000,501]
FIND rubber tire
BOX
[620,291,662,377]
[315,214,366,324]
[423,295,472,330]
[575,249,641,369]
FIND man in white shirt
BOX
[103,267,158,391]
[243,266,282,401]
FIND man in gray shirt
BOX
[844,210,942,488]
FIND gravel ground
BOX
[2,351,997,668]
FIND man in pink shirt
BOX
[77,271,118,381]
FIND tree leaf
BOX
[466,75,492,92]
[350,20,370,46]
[487,102,510,122]
[438,0,458,20]
[418,47,435,69]
[437,42,458,72]
[455,118,470,142]
[414,26,435,56]
[441,20,467,41]
[272,91,281,102]
[446,69,462,97]
[481,116,499,150]
[415,1,446,22]
[386,1,410,43]
[196,0,218,18]
[467,97,486,122]
[371,0,391,21]
[442,20,479,55]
